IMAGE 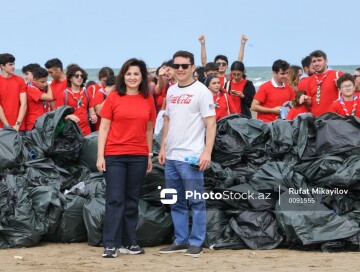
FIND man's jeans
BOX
[165,159,206,247]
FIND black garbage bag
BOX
[55,193,87,243]
[29,185,64,241]
[141,158,165,206]
[321,232,360,252]
[136,199,173,247]
[204,162,239,191]
[204,209,247,250]
[83,198,105,246]
[293,156,343,188]
[265,120,293,158]
[328,155,360,188]
[232,210,283,249]
[61,164,92,188]
[0,174,45,248]
[79,132,98,172]
[275,190,360,247]
[31,106,84,163]
[300,113,360,160]
[0,127,24,171]
[21,135,45,162]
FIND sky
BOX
[2,0,359,69]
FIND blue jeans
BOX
[165,160,206,247]
[102,155,148,248]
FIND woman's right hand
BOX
[97,156,106,172]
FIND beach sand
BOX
[2,242,360,272]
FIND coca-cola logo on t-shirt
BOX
[168,94,193,104]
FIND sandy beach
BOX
[2,242,360,272]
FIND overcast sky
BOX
[2,0,359,69]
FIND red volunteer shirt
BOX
[330,98,360,118]
[99,92,156,156]
[0,74,27,130]
[286,105,309,120]
[213,92,237,121]
[94,88,107,131]
[50,79,67,100]
[26,85,50,130]
[56,88,94,136]
[228,79,247,113]
[254,80,295,122]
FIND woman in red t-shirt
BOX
[97,58,156,258]
[225,61,256,118]
[286,90,310,120]
[204,74,237,121]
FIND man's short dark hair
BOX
[272,59,290,73]
[310,50,327,60]
[21,63,41,74]
[204,62,219,73]
[301,56,311,69]
[336,73,355,89]
[214,55,228,65]
[173,51,194,65]
[0,53,15,66]
[32,67,49,79]
[45,58,63,71]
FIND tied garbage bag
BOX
[265,120,293,158]
[0,127,23,171]
[21,135,45,162]
[31,106,84,163]
[136,199,173,247]
[0,174,45,248]
[79,132,98,172]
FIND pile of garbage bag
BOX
[1,108,360,253]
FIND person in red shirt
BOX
[25,67,53,130]
[45,58,67,110]
[286,90,310,120]
[97,58,156,258]
[21,63,40,86]
[297,55,315,91]
[94,75,116,131]
[55,65,97,136]
[299,50,343,117]
[224,61,256,117]
[0,53,27,131]
[251,59,295,122]
[331,73,360,117]
[204,74,237,121]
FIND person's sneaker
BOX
[102,247,117,258]
[185,245,203,258]
[159,243,189,254]
[119,245,145,255]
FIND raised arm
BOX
[199,35,207,67]
[237,34,248,62]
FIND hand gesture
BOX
[241,34,248,44]
[198,35,206,44]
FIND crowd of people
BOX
[1,34,360,259]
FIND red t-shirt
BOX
[50,79,67,100]
[55,87,94,136]
[26,85,50,130]
[228,79,247,113]
[94,88,107,131]
[305,70,343,117]
[87,84,101,99]
[155,85,166,109]
[254,80,295,122]
[99,92,156,156]
[0,74,27,129]
[330,98,360,118]
[297,76,310,92]
[286,105,309,120]
[213,92,237,121]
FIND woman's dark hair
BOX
[98,66,114,80]
[115,58,149,97]
[194,66,206,83]
[204,74,219,88]
[66,65,88,87]
[293,90,306,108]
[85,80,96,88]
[230,61,247,79]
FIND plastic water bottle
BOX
[184,156,199,169]
[28,149,37,160]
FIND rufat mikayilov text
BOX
[288,188,349,195]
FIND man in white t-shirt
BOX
[158,50,216,258]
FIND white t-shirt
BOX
[164,80,215,161]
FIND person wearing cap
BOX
[204,74,237,120]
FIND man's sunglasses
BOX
[173,64,191,69]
